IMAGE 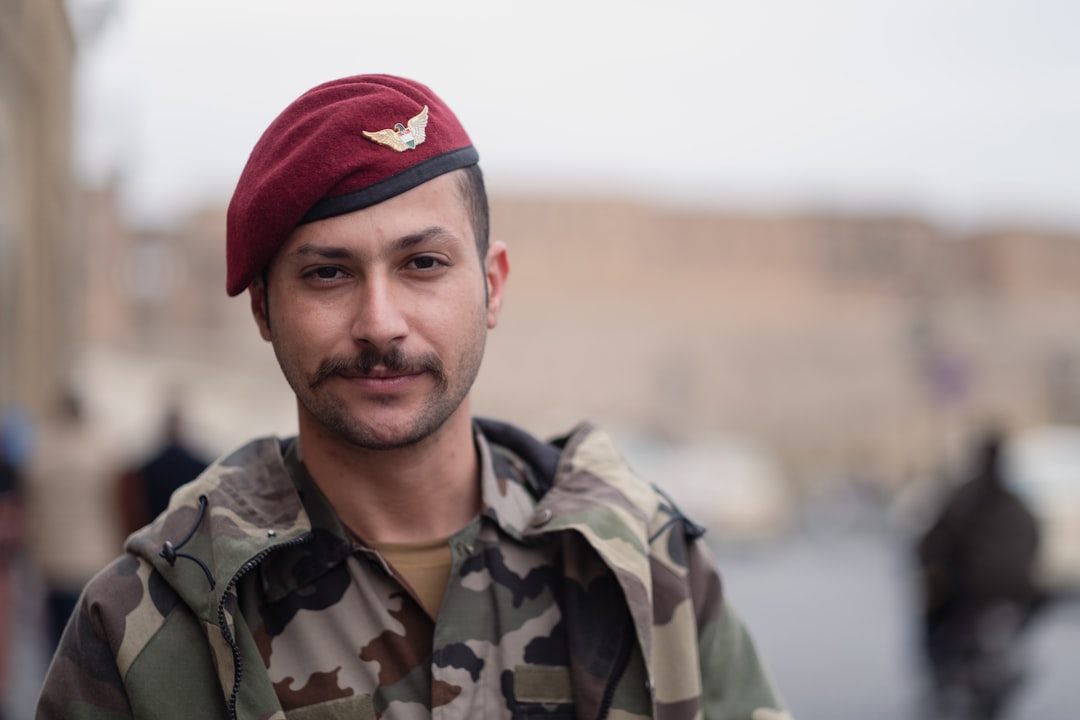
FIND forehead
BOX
[278,171,471,258]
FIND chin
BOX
[328,412,445,451]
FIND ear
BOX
[249,280,272,342]
[484,240,510,329]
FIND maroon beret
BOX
[225,74,478,296]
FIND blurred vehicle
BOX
[1003,425,1080,596]
[615,430,796,542]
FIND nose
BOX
[351,275,408,349]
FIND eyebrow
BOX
[286,226,458,261]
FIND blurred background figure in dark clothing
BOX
[916,426,1043,719]
[0,413,28,720]
[116,405,211,535]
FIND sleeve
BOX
[687,538,792,720]
[36,562,135,719]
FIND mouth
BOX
[339,367,421,380]
[334,368,425,391]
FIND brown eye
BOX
[310,266,344,280]
[407,256,446,271]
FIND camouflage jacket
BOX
[37,419,788,719]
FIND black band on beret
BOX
[300,146,480,225]
[226,74,479,296]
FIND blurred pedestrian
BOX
[38,75,789,719]
[0,422,26,720]
[916,426,1042,718]
[25,389,122,653]
[116,405,210,536]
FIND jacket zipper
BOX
[218,532,314,720]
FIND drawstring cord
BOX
[159,494,217,590]
[648,484,707,543]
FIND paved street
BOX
[711,524,1080,719]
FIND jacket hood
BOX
[125,436,313,620]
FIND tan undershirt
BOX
[366,537,454,621]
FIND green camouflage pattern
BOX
[36,420,790,720]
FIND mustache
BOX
[310,346,443,388]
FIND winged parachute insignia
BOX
[362,105,429,151]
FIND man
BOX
[38,75,789,719]
[916,427,1042,716]
[0,423,24,720]
[116,404,211,535]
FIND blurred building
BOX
[484,198,1080,484]
[0,0,76,419]
[74,188,1080,492]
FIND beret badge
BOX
[227,75,478,296]
[362,105,429,151]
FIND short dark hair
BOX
[456,164,489,260]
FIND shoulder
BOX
[69,552,185,674]
[483,417,707,569]
[550,422,704,537]
[538,422,710,585]
[40,552,210,716]
[82,551,183,626]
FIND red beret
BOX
[225,74,478,296]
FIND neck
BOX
[296,404,481,544]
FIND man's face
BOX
[250,171,508,451]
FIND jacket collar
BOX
[126,420,667,661]
[525,424,660,680]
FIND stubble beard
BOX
[274,325,487,452]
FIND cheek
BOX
[412,300,481,354]
[271,301,343,351]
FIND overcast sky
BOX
[72,0,1080,232]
